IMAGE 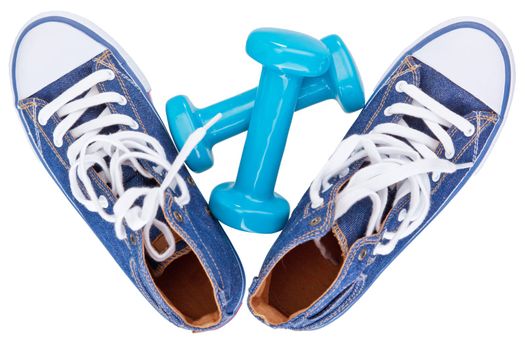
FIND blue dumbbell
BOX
[209,28,337,233]
[166,34,364,173]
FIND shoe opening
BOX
[249,230,344,325]
[146,234,221,328]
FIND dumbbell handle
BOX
[197,75,332,145]
[235,69,302,197]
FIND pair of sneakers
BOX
[11,12,514,331]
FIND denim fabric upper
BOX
[248,55,503,330]
[16,50,244,331]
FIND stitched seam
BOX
[151,246,192,277]
[264,179,348,273]
[182,205,225,288]
[317,237,376,298]
[304,275,366,329]
[364,58,420,132]
[91,51,167,201]
[21,100,121,223]
[432,116,495,194]
[95,52,166,188]
[29,102,43,154]
[161,193,225,290]
[473,112,481,158]
[21,101,69,169]
[19,62,144,245]
[332,223,349,257]
[94,51,142,89]
[303,237,376,319]
[434,113,497,157]
[95,52,147,132]
[382,116,494,222]
[130,258,170,319]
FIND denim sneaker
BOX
[248,18,514,330]
[10,12,244,331]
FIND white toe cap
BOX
[413,24,507,114]
[14,20,107,100]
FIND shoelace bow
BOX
[37,69,220,262]
[309,80,474,255]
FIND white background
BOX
[0,0,523,349]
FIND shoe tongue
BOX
[330,56,492,252]
[146,225,191,277]
[32,51,190,266]
[331,197,373,254]
[399,58,487,145]
[331,184,398,250]
[32,57,113,132]
[33,56,105,124]
[31,54,143,186]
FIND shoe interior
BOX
[146,234,221,328]
[249,230,344,325]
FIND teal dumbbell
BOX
[166,34,364,173]
[210,28,357,233]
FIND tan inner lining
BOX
[146,234,221,328]
[249,230,344,325]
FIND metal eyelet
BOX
[358,248,367,261]
[174,211,183,222]
[309,217,322,226]
[205,206,212,216]
[129,234,137,245]
[187,176,196,186]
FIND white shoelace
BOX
[309,80,475,255]
[37,69,220,262]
